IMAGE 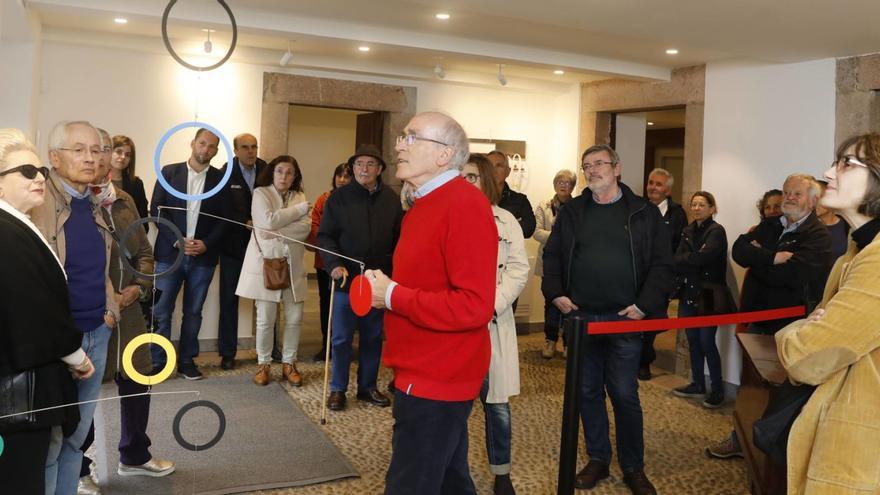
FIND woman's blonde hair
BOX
[0,128,37,169]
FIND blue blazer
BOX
[150,162,229,266]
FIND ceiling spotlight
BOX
[665,48,679,55]
[553,69,565,75]
[435,13,451,20]
[358,45,371,52]
[280,41,293,66]
[114,17,128,24]
[433,61,446,79]
[497,64,507,86]
[201,28,215,54]
[647,121,655,126]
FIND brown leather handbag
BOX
[253,232,290,290]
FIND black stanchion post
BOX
[557,315,586,495]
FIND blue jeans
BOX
[385,390,476,495]
[574,312,644,472]
[479,376,512,475]
[152,257,216,366]
[45,323,111,495]
[679,301,723,392]
[330,291,384,393]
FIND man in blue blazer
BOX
[150,128,229,380]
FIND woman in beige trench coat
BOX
[776,133,880,495]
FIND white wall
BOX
[35,38,581,343]
[702,58,836,384]
[615,112,648,193]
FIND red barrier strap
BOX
[586,306,806,335]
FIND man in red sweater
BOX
[366,112,498,495]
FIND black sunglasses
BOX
[0,164,49,180]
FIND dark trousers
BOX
[638,331,664,368]
[544,298,564,342]
[0,427,51,493]
[574,312,645,472]
[679,301,723,391]
[218,253,244,358]
[80,374,152,474]
[317,268,331,350]
[385,390,476,495]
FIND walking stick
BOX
[320,273,346,425]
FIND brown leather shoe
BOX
[327,391,346,411]
[574,461,610,489]
[254,364,271,386]
[282,363,302,387]
[622,470,657,495]
[356,389,391,407]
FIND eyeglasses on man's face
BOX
[58,146,103,158]
[353,160,381,170]
[0,164,50,180]
[396,133,450,147]
[832,155,869,173]
[581,160,615,172]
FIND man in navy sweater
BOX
[31,120,120,494]
[150,128,228,380]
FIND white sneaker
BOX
[542,340,556,359]
[118,457,175,477]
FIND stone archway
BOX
[260,72,417,185]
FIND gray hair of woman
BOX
[553,169,577,189]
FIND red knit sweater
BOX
[383,177,498,401]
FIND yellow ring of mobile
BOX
[122,333,177,386]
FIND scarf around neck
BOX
[89,178,117,210]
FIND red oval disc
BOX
[349,274,372,316]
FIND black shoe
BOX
[638,365,652,381]
[622,470,656,495]
[574,461,610,489]
[220,356,235,370]
[702,389,725,409]
[356,389,391,407]
[312,348,327,362]
[327,391,346,411]
[493,474,516,495]
[672,383,705,398]
[178,362,203,381]
[271,348,282,363]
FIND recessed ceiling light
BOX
[358,46,371,52]
[435,13,451,20]
[665,48,679,55]
[553,70,565,75]
[647,121,655,126]
[114,17,128,24]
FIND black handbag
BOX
[752,380,815,465]
[0,370,36,428]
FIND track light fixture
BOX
[497,64,507,86]
[280,41,293,67]
[433,60,446,79]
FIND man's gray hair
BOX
[581,144,620,164]
[786,173,822,202]
[0,128,37,168]
[648,167,674,188]
[47,120,98,151]
[97,128,111,148]
[428,112,469,170]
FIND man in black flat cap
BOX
[317,144,404,411]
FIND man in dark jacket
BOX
[542,144,673,495]
[706,173,832,460]
[318,144,403,411]
[488,150,536,238]
[639,168,688,380]
[150,128,229,380]
[217,133,266,370]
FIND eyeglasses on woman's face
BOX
[832,155,869,174]
[0,164,49,180]
[463,172,480,184]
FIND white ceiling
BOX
[26,0,880,87]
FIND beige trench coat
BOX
[776,232,880,494]
[533,198,556,277]
[485,206,530,403]
[236,186,310,303]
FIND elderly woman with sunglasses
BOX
[776,133,880,495]
[0,128,94,494]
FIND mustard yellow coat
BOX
[776,232,880,495]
